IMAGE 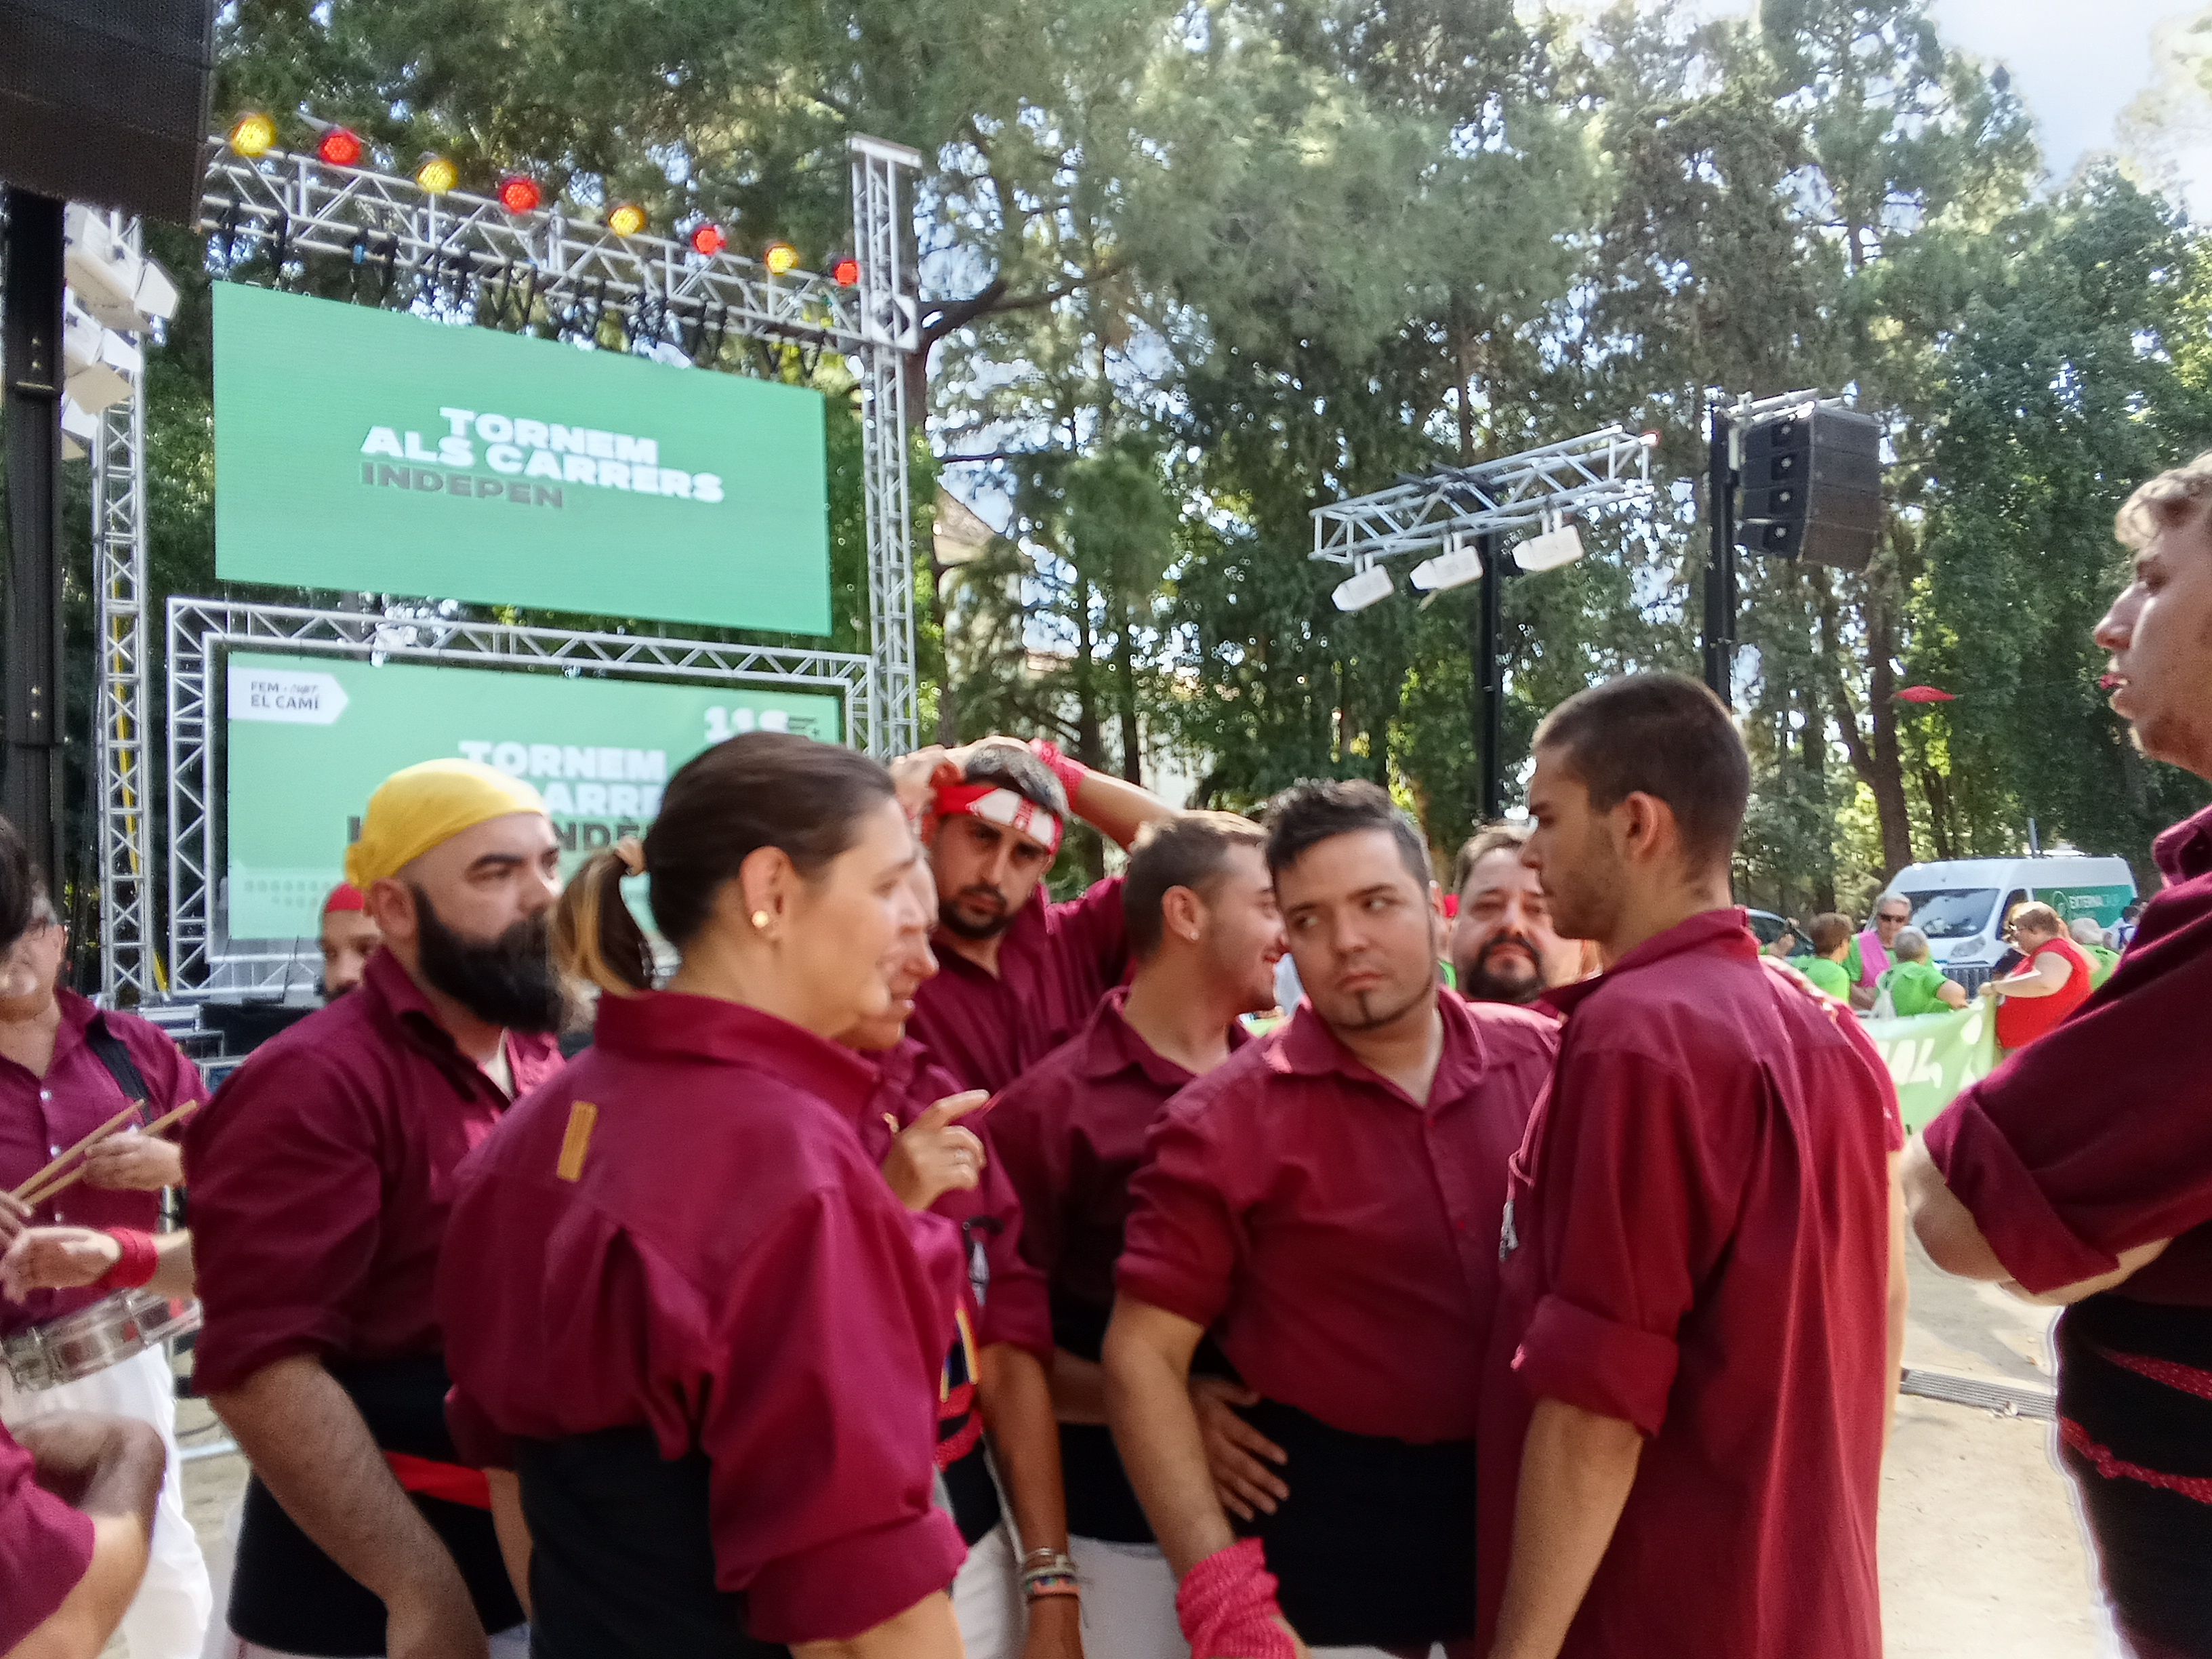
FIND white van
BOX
[1880,856,2137,983]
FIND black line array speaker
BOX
[1737,405,1885,574]
[0,0,216,224]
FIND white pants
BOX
[1069,1536,1187,1659]
[226,1629,530,1658]
[1063,1535,1417,1659]
[954,1521,1025,1659]
[0,1343,213,1659]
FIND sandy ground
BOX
[162,1237,2110,1656]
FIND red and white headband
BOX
[933,781,1065,857]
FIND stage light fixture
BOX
[608,203,648,237]
[416,155,459,194]
[764,241,800,276]
[316,127,363,167]
[831,254,861,287]
[498,175,542,214]
[1332,564,1395,613]
[691,222,728,257]
[1410,538,1483,593]
[1513,523,1586,573]
[230,113,277,159]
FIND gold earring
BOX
[751,910,771,930]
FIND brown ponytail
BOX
[556,731,897,994]
[555,846,655,996]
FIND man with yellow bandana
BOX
[184,760,565,1659]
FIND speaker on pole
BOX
[1737,406,1885,574]
[0,0,218,225]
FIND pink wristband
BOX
[1176,1539,1296,1659]
[94,1229,159,1291]
[1027,737,1086,802]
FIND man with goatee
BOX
[186,760,566,1659]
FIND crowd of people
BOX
[0,449,2205,1659]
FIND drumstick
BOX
[15,1100,199,1209]
[7,1103,142,1204]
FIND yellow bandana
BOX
[345,759,549,888]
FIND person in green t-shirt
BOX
[2070,918,2123,988]
[1877,927,1968,1017]
[1795,912,1856,1002]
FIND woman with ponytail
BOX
[436,732,969,1659]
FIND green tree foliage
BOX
[119,0,2212,918]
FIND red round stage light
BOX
[317,127,363,167]
[831,255,861,287]
[691,222,728,257]
[499,175,544,214]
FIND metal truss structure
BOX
[1311,426,1657,566]
[89,216,160,1001]
[94,136,924,998]
[165,598,874,993]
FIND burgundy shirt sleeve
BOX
[1117,1090,1240,1329]
[1514,1047,1752,1436]
[184,1050,387,1394]
[125,1015,210,1120]
[0,1425,95,1652]
[973,1154,1054,1362]
[1049,875,1129,987]
[985,1084,1067,1285]
[1923,880,2212,1294]
[700,1188,966,1644]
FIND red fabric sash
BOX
[384,1450,493,1511]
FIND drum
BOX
[2,1290,200,1392]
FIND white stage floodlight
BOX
[1332,564,1395,613]
[60,398,98,461]
[64,206,180,333]
[60,295,139,418]
[1513,523,1586,573]
[1410,540,1483,593]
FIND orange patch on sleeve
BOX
[556,1101,600,1182]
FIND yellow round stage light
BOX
[230,113,278,159]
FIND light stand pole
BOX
[1,188,67,888]
[1473,531,1505,823]
[1702,403,1738,704]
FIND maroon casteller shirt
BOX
[183,947,561,1394]
[0,1422,94,1652]
[0,991,206,1336]
[1478,910,1901,1659]
[906,876,1129,1094]
[1120,994,1557,1441]
[992,987,1237,1319]
[438,992,968,1646]
[1923,804,2212,1302]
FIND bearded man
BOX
[184,760,565,1659]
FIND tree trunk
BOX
[1113,607,1143,785]
[1072,578,1107,884]
[1818,583,1915,883]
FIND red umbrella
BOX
[1896,685,1957,703]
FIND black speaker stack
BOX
[1,0,216,893]
[1735,405,1886,575]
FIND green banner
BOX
[1864,1004,2000,1134]
[224,651,842,940]
[213,283,832,633]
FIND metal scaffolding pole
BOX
[848,135,924,756]
[91,213,157,1000]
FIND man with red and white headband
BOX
[895,737,1179,1095]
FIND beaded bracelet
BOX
[1021,1548,1081,1601]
